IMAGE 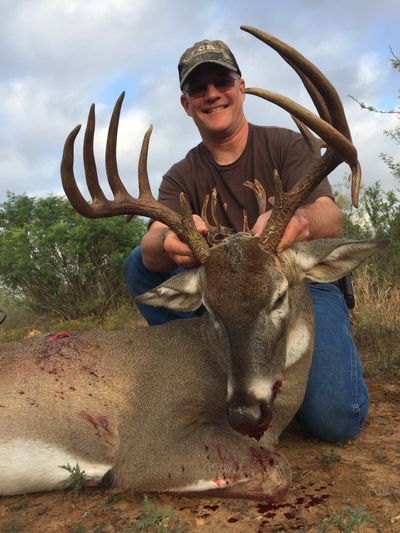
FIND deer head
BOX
[61,28,380,441]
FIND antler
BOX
[60,92,210,263]
[201,180,269,244]
[240,26,361,254]
[201,188,235,245]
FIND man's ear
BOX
[135,267,203,311]
[180,94,192,117]
[281,239,388,283]
[239,78,246,102]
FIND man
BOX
[124,39,368,443]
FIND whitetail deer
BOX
[0,27,385,499]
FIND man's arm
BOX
[251,196,343,252]
[141,216,208,272]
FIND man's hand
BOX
[251,210,310,252]
[163,215,208,268]
[251,196,342,252]
[141,215,208,272]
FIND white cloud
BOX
[356,53,384,87]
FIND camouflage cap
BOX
[178,39,241,90]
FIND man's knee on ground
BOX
[296,399,368,443]
[123,247,144,297]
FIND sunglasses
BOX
[184,75,240,99]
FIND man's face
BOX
[180,64,246,139]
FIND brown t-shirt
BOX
[158,123,333,233]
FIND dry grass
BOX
[351,265,400,379]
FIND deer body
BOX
[0,235,384,497]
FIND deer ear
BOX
[135,267,204,311]
[285,239,388,283]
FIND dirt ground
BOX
[0,380,399,533]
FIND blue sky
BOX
[1,0,399,204]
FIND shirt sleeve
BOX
[158,172,184,214]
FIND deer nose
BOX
[227,395,273,441]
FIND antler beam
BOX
[60,92,210,263]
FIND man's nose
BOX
[204,83,220,99]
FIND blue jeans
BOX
[123,246,369,443]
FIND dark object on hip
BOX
[338,274,355,309]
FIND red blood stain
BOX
[304,493,330,508]
[257,501,291,514]
[51,331,73,342]
[271,379,283,401]
[80,364,99,378]
[203,504,219,511]
[78,410,112,435]
[250,447,269,473]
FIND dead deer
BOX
[0,27,385,499]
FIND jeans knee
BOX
[123,246,148,297]
[124,244,142,270]
[297,397,369,443]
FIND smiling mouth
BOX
[204,105,227,114]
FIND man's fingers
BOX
[164,232,193,256]
[193,214,208,235]
[171,254,199,268]
[162,216,207,268]
[276,212,310,252]
[163,230,201,267]
[251,211,272,237]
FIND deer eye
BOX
[272,292,287,310]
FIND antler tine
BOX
[247,86,353,162]
[105,92,131,199]
[61,95,210,263]
[61,124,100,218]
[240,26,350,138]
[245,85,361,206]
[83,104,109,205]
[241,26,361,207]
[138,124,153,199]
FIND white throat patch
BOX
[285,321,312,368]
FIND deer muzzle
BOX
[227,393,273,441]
